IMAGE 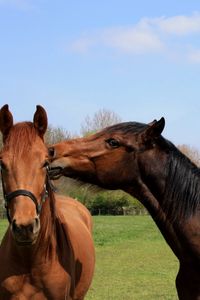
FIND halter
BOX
[0,164,56,223]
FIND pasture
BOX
[0,215,179,299]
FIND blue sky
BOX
[1,1,200,148]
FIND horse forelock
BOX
[3,122,38,158]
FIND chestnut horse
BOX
[49,118,200,300]
[0,105,95,300]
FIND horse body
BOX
[0,196,94,300]
[0,105,95,300]
[0,229,71,300]
[49,118,200,299]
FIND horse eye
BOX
[43,161,49,168]
[48,147,55,158]
[106,138,120,148]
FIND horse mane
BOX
[35,184,57,258]
[100,121,148,135]
[163,145,200,223]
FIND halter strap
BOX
[0,164,55,223]
[4,190,42,214]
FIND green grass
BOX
[88,216,179,300]
[0,216,179,299]
[0,219,8,242]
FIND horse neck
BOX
[127,148,200,258]
[127,179,183,258]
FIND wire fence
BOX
[90,206,148,216]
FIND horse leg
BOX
[176,266,200,300]
[176,271,190,300]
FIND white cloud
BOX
[102,27,163,54]
[136,13,200,36]
[187,49,200,63]
[155,13,200,35]
[69,12,200,62]
[70,25,164,55]
[70,35,98,54]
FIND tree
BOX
[45,125,72,145]
[81,108,122,136]
[178,144,200,167]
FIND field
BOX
[0,216,179,299]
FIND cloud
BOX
[70,24,164,55]
[155,13,200,35]
[0,0,34,10]
[187,49,200,63]
[70,35,99,54]
[69,12,200,63]
[101,26,163,54]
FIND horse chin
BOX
[16,240,34,246]
[13,234,39,247]
[15,238,37,247]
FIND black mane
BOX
[163,144,200,223]
[101,121,148,135]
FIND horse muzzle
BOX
[11,217,40,246]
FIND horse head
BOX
[49,118,166,190]
[0,104,48,245]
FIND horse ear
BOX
[148,119,157,126]
[142,117,165,142]
[33,105,48,139]
[0,104,14,142]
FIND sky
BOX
[1,1,200,148]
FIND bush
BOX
[56,177,145,215]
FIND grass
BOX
[0,216,179,299]
[87,216,179,300]
[0,219,8,241]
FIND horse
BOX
[48,117,200,300]
[0,104,95,300]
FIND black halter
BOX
[0,164,56,223]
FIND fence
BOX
[0,209,6,219]
[89,206,148,216]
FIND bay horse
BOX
[49,118,200,300]
[0,105,95,300]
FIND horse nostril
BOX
[12,219,16,230]
[12,218,40,235]
[35,217,39,226]
[12,219,22,234]
[32,217,40,234]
